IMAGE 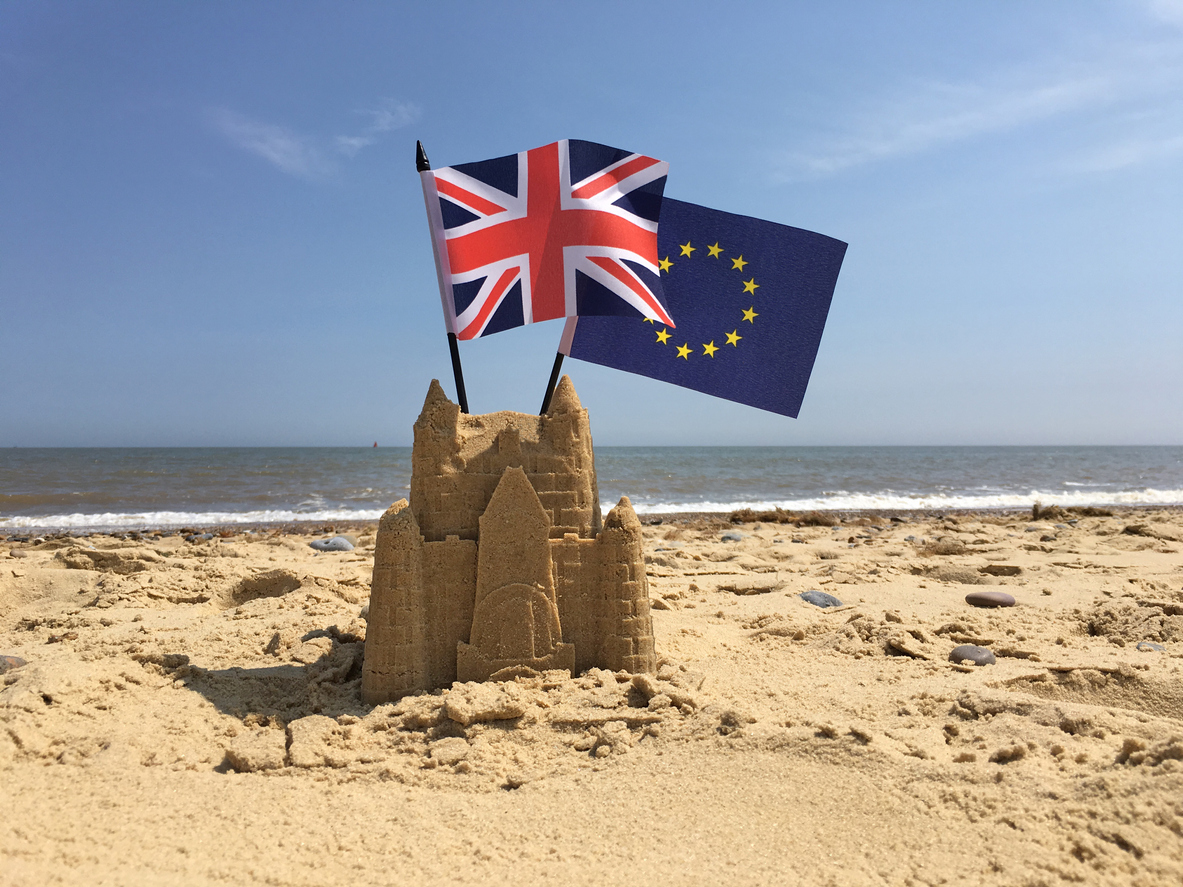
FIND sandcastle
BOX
[361,376,656,704]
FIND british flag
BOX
[420,139,675,340]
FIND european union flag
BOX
[560,198,846,418]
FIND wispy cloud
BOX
[781,72,1115,179]
[333,98,419,157]
[1069,131,1183,172]
[208,98,419,178]
[360,98,419,134]
[1146,0,1183,27]
[775,12,1183,182]
[208,108,334,180]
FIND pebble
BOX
[1136,641,1166,653]
[800,590,843,608]
[310,536,354,552]
[720,532,744,543]
[0,655,28,675]
[949,645,996,666]
[965,591,1016,608]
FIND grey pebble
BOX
[950,645,996,666]
[800,590,843,608]
[720,532,745,543]
[965,590,1017,608]
[311,536,355,552]
[1136,641,1166,653]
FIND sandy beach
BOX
[2,507,1181,885]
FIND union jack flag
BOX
[420,139,675,340]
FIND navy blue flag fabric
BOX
[560,198,847,418]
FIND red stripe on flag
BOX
[435,177,507,217]
[457,266,519,340]
[587,255,675,327]
[570,155,659,199]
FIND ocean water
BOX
[1,446,1180,531]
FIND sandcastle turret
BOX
[362,377,655,705]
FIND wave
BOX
[4,488,1182,531]
[0,508,388,531]
[621,487,1183,514]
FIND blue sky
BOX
[2,1,1181,446]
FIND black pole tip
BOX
[416,140,430,172]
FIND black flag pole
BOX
[418,139,469,414]
[539,351,565,414]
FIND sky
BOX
[2,0,1181,447]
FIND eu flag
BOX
[560,198,847,418]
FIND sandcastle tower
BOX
[362,376,656,704]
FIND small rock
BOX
[800,590,843,608]
[950,644,996,666]
[310,536,354,552]
[979,564,1021,577]
[1136,641,1166,653]
[720,532,744,543]
[0,655,28,675]
[1040,534,1056,543]
[965,591,1016,608]
[719,577,784,595]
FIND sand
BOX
[2,508,1181,886]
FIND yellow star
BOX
[726,329,742,346]
[707,242,723,258]
[643,316,655,324]
[731,255,748,271]
[676,343,693,359]
[742,307,759,323]
[702,341,719,358]
[743,278,759,294]
[679,241,696,257]
[659,256,673,273]
[655,328,671,344]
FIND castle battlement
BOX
[362,377,655,704]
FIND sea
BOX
[1,446,1181,532]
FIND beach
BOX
[2,506,1181,885]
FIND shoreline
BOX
[2,503,1173,540]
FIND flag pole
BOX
[541,317,579,414]
[417,140,469,414]
[539,352,565,414]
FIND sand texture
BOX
[2,508,1182,885]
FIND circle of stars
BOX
[645,240,761,361]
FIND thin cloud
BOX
[332,98,420,157]
[362,99,419,133]
[208,108,334,180]
[335,135,375,158]
[775,30,1183,182]
[779,73,1115,180]
[1146,0,1183,27]
[1069,131,1183,172]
